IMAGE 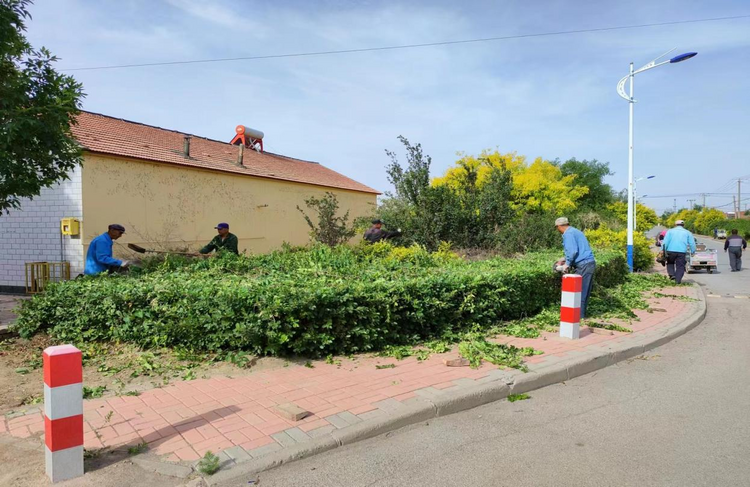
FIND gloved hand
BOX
[561,264,569,272]
[121,260,130,268]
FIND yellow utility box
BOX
[60,218,80,236]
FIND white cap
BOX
[675,220,685,225]
[555,217,569,226]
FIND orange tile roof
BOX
[70,111,380,194]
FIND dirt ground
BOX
[0,434,191,487]
[0,333,294,415]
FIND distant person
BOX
[713,228,718,239]
[656,229,667,247]
[84,224,129,275]
[662,220,696,284]
[724,229,747,272]
[363,219,401,243]
[554,217,596,319]
[200,223,239,255]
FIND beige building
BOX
[0,112,378,291]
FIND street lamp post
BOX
[634,175,655,231]
[617,49,697,272]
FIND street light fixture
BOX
[616,49,697,272]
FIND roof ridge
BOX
[77,110,321,166]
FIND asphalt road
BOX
[229,232,750,487]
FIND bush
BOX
[715,219,750,240]
[15,245,627,357]
[585,226,653,272]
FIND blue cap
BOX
[215,223,229,229]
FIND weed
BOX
[123,390,141,397]
[127,442,148,455]
[197,451,221,475]
[105,411,114,423]
[83,386,107,399]
[375,364,396,369]
[21,395,43,405]
[304,361,315,368]
[508,393,530,402]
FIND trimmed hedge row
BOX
[15,245,627,357]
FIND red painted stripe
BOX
[44,414,83,452]
[561,275,582,292]
[560,306,581,323]
[43,347,82,388]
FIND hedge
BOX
[14,244,628,357]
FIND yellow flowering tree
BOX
[607,201,659,231]
[432,150,588,214]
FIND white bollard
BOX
[43,345,84,483]
[559,274,582,339]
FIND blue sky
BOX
[25,0,750,214]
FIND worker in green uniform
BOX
[199,223,239,255]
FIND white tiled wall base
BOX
[0,166,84,288]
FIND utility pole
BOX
[738,179,742,219]
[733,196,737,219]
[673,198,677,213]
[688,199,695,210]
[701,193,706,210]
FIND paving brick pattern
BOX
[1,285,698,467]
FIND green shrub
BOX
[15,245,626,358]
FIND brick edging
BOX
[205,285,708,486]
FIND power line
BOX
[642,193,736,198]
[61,14,750,72]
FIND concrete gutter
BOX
[203,285,707,486]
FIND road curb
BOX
[204,285,708,486]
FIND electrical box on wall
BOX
[60,218,80,236]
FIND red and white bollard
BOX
[559,274,582,339]
[43,345,84,483]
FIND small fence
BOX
[24,262,70,294]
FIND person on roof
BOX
[85,224,129,275]
[662,220,696,284]
[363,219,401,243]
[199,223,239,255]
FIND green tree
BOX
[560,158,614,209]
[1,0,85,213]
[297,192,356,246]
[379,140,514,249]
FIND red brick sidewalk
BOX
[0,285,698,467]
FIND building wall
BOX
[81,154,377,258]
[0,166,84,291]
